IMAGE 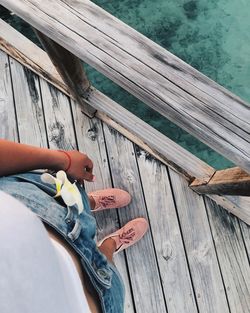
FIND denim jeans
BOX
[0,172,125,313]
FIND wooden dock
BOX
[1,49,250,313]
[1,0,250,312]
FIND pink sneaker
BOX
[98,218,149,254]
[88,188,131,212]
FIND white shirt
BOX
[0,191,92,313]
[51,238,92,313]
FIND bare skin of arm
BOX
[0,139,94,182]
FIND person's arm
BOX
[0,139,94,182]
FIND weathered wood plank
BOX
[191,167,250,196]
[136,148,198,313]
[168,169,230,313]
[103,124,167,313]
[0,18,215,183]
[9,58,47,147]
[1,0,250,173]
[39,78,76,150]
[70,99,135,313]
[0,19,68,95]
[35,31,95,117]
[208,194,250,226]
[0,50,18,141]
[205,197,250,313]
[239,220,250,261]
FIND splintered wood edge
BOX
[191,167,250,196]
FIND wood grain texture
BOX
[136,148,198,313]
[191,167,250,196]
[205,197,250,313]
[35,31,95,117]
[9,58,47,146]
[1,0,250,173]
[39,78,76,150]
[0,50,18,141]
[0,19,68,95]
[169,169,230,313]
[239,220,250,261]
[92,91,215,183]
[225,196,250,241]
[70,100,135,313]
[209,195,250,225]
[0,18,215,183]
[103,124,167,313]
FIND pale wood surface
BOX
[191,167,250,196]
[1,1,250,173]
[9,58,47,147]
[208,194,250,226]
[205,197,250,313]
[39,78,76,151]
[35,31,95,117]
[0,50,18,141]
[240,220,250,260]
[136,149,198,313]
[169,169,230,313]
[1,50,250,313]
[0,19,67,95]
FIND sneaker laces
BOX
[97,195,116,208]
[118,228,136,245]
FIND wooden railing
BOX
[0,0,250,199]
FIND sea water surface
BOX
[1,1,249,169]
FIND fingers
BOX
[82,156,94,181]
[63,151,95,182]
[84,156,93,173]
[82,169,94,182]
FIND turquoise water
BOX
[1,1,249,169]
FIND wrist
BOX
[57,150,71,172]
[46,149,69,171]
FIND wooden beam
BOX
[35,30,95,117]
[191,167,250,196]
[1,0,250,173]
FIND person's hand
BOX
[57,150,94,183]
